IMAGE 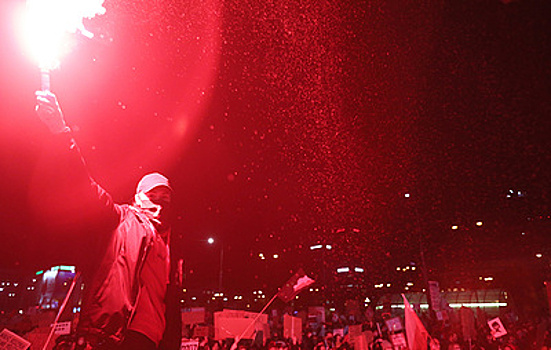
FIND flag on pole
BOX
[277,269,315,302]
[402,294,429,350]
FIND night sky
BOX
[0,0,550,293]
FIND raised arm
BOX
[35,90,120,225]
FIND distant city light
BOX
[507,189,526,198]
[207,237,214,244]
[484,277,494,281]
[310,245,323,250]
[325,245,332,250]
[375,302,507,310]
[337,267,350,273]
[273,254,279,259]
[476,221,483,226]
[354,267,364,273]
[536,253,543,258]
[51,265,75,273]
[451,225,459,230]
[404,193,410,198]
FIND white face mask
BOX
[134,191,162,219]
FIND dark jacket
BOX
[46,133,182,349]
[77,184,157,343]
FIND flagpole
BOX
[236,293,279,341]
[42,272,81,350]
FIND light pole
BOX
[208,237,224,292]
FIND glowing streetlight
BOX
[207,237,223,292]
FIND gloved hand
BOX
[35,91,70,134]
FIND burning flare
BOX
[23,0,106,88]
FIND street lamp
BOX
[208,237,224,292]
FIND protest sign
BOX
[348,324,362,344]
[385,317,403,332]
[53,321,71,335]
[193,325,211,338]
[353,333,368,350]
[180,340,199,350]
[182,308,206,325]
[283,314,302,340]
[306,307,325,330]
[488,317,507,339]
[390,333,407,349]
[214,309,268,340]
[0,329,31,350]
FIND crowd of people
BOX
[2,293,551,349]
[176,304,551,350]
